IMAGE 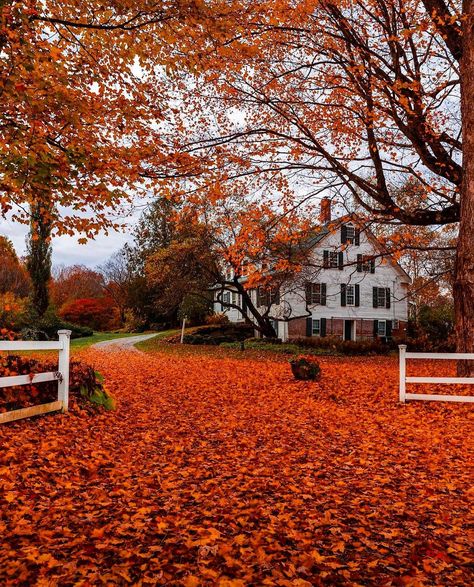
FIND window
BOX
[222,292,230,304]
[257,286,280,307]
[357,254,375,273]
[377,320,386,336]
[341,224,360,245]
[231,292,238,305]
[377,288,386,307]
[345,224,355,244]
[346,285,355,306]
[305,282,327,305]
[329,252,339,268]
[373,287,391,309]
[312,319,320,336]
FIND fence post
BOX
[399,344,407,403]
[58,330,71,412]
[180,317,186,344]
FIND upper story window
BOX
[373,287,391,309]
[222,292,231,304]
[341,283,360,307]
[323,250,343,270]
[341,223,360,245]
[257,286,280,307]
[357,254,375,273]
[346,284,355,306]
[305,282,327,306]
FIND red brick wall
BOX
[288,318,307,337]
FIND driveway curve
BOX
[92,333,157,351]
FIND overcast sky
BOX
[0,214,136,269]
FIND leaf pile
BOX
[0,349,472,585]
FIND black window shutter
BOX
[338,251,344,270]
[355,229,360,246]
[355,284,360,307]
[386,320,392,338]
[274,289,280,305]
[357,254,362,272]
[242,296,247,314]
[370,259,375,274]
[306,317,312,337]
[321,283,327,306]
[323,250,329,268]
[385,287,391,309]
[373,319,379,337]
[321,317,327,337]
[341,284,347,306]
[341,224,347,244]
[373,287,378,308]
[305,282,311,304]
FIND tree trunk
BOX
[455,0,474,375]
[26,199,53,318]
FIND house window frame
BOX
[377,288,386,308]
[346,284,355,306]
[377,320,386,337]
[329,251,339,268]
[308,283,322,305]
[362,255,373,272]
[312,319,320,336]
[345,224,355,244]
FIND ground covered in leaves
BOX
[0,347,472,586]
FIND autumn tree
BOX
[0,236,30,298]
[51,265,104,309]
[159,0,473,369]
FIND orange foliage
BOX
[0,348,472,585]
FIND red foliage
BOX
[0,348,471,585]
[59,297,117,330]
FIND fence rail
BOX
[0,330,71,424]
[399,345,474,404]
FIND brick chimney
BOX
[320,197,331,223]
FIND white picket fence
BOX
[399,345,474,404]
[0,330,71,424]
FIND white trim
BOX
[399,345,474,404]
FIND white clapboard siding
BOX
[399,345,474,404]
[0,330,71,423]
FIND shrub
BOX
[290,336,391,355]
[290,356,322,381]
[59,297,117,331]
[205,313,230,326]
[18,309,94,340]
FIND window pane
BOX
[377,288,386,307]
[378,320,386,336]
[346,225,355,243]
[312,319,320,335]
[329,252,338,268]
[346,285,354,306]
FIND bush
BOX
[290,356,322,381]
[18,309,94,341]
[290,336,391,355]
[205,313,230,326]
[167,323,254,345]
[59,297,117,331]
[0,356,115,413]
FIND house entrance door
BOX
[344,320,354,341]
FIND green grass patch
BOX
[134,330,181,352]
[70,332,141,350]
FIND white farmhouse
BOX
[214,201,410,342]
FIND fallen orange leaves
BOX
[0,348,472,585]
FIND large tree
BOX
[159,0,473,369]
